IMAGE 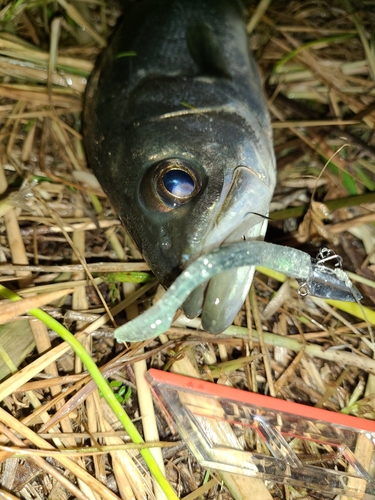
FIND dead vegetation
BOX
[0,0,375,499]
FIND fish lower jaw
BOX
[181,217,269,333]
[181,266,255,334]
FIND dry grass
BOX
[0,0,375,499]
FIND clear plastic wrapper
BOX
[147,369,375,499]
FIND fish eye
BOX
[162,169,195,198]
[154,159,201,206]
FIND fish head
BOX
[90,89,275,333]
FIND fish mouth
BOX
[181,166,273,334]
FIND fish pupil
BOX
[162,169,195,198]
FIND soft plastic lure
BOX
[114,242,360,343]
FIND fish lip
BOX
[181,166,273,333]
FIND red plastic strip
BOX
[147,368,375,433]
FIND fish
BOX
[84,0,276,334]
